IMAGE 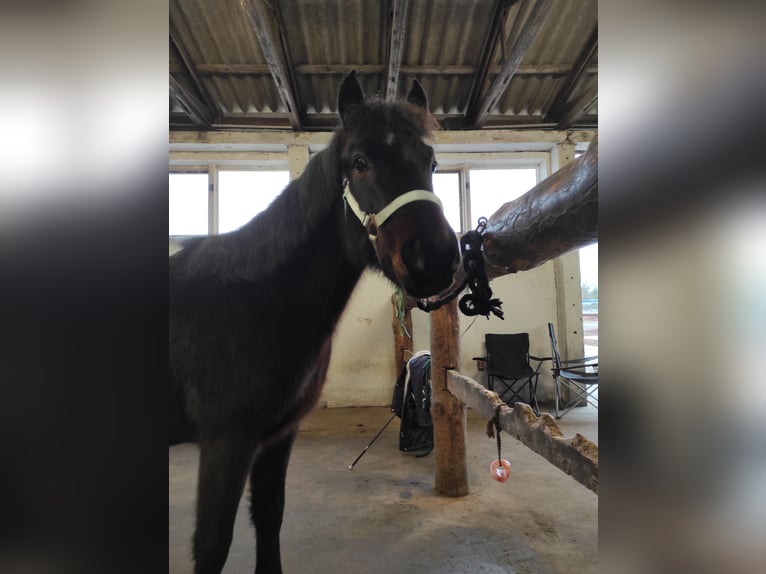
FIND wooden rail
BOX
[447,370,598,493]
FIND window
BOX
[218,171,290,233]
[169,162,545,239]
[432,172,461,232]
[580,242,598,356]
[468,168,537,223]
[169,173,208,236]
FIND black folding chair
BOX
[474,333,547,415]
[547,322,598,419]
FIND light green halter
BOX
[342,180,443,242]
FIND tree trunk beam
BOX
[482,135,598,279]
[447,370,598,493]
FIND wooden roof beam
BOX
[177,63,598,77]
[241,0,303,130]
[169,128,597,148]
[465,0,552,129]
[556,92,598,130]
[169,75,214,130]
[463,0,520,129]
[385,0,409,101]
[545,25,598,123]
[169,26,218,127]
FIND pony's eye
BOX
[431,160,438,173]
[353,157,368,172]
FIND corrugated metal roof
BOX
[170,0,597,131]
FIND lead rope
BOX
[417,218,504,320]
[485,407,503,463]
[393,286,411,338]
[486,405,512,482]
[495,408,503,466]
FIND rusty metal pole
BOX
[429,298,469,496]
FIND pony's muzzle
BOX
[400,235,460,298]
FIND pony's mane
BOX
[176,137,344,284]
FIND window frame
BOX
[168,170,211,237]
[434,152,548,233]
[169,158,290,238]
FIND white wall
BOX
[321,271,398,407]
[320,259,559,407]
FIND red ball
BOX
[489,458,511,482]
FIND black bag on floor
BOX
[390,352,433,455]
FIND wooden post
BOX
[430,299,469,496]
[207,165,218,235]
[551,143,585,404]
[287,145,309,181]
[391,294,413,378]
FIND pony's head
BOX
[336,71,460,299]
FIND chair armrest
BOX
[560,356,598,367]
[559,367,599,383]
[559,363,598,376]
[529,355,551,374]
[472,356,488,372]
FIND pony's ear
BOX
[406,79,429,111]
[338,71,365,123]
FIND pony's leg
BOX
[193,434,255,574]
[249,429,297,574]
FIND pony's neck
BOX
[221,134,370,292]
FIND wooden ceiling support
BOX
[169,75,214,130]
[465,0,552,129]
[385,0,409,101]
[242,0,304,130]
[545,24,598,124]
[556,92,598,130]
[463,0,519,129]
[179,63,597,77]
[169,25,218,128]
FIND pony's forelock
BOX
[340,98,435,140]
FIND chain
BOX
[416,218,504,320]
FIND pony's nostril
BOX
[402,239,427,274]
[399,235,461,297]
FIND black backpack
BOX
[390,353,433,456]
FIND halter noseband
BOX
[342,179,443,242]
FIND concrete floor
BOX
[170,404,597,574]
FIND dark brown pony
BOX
[169,72,459,574]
